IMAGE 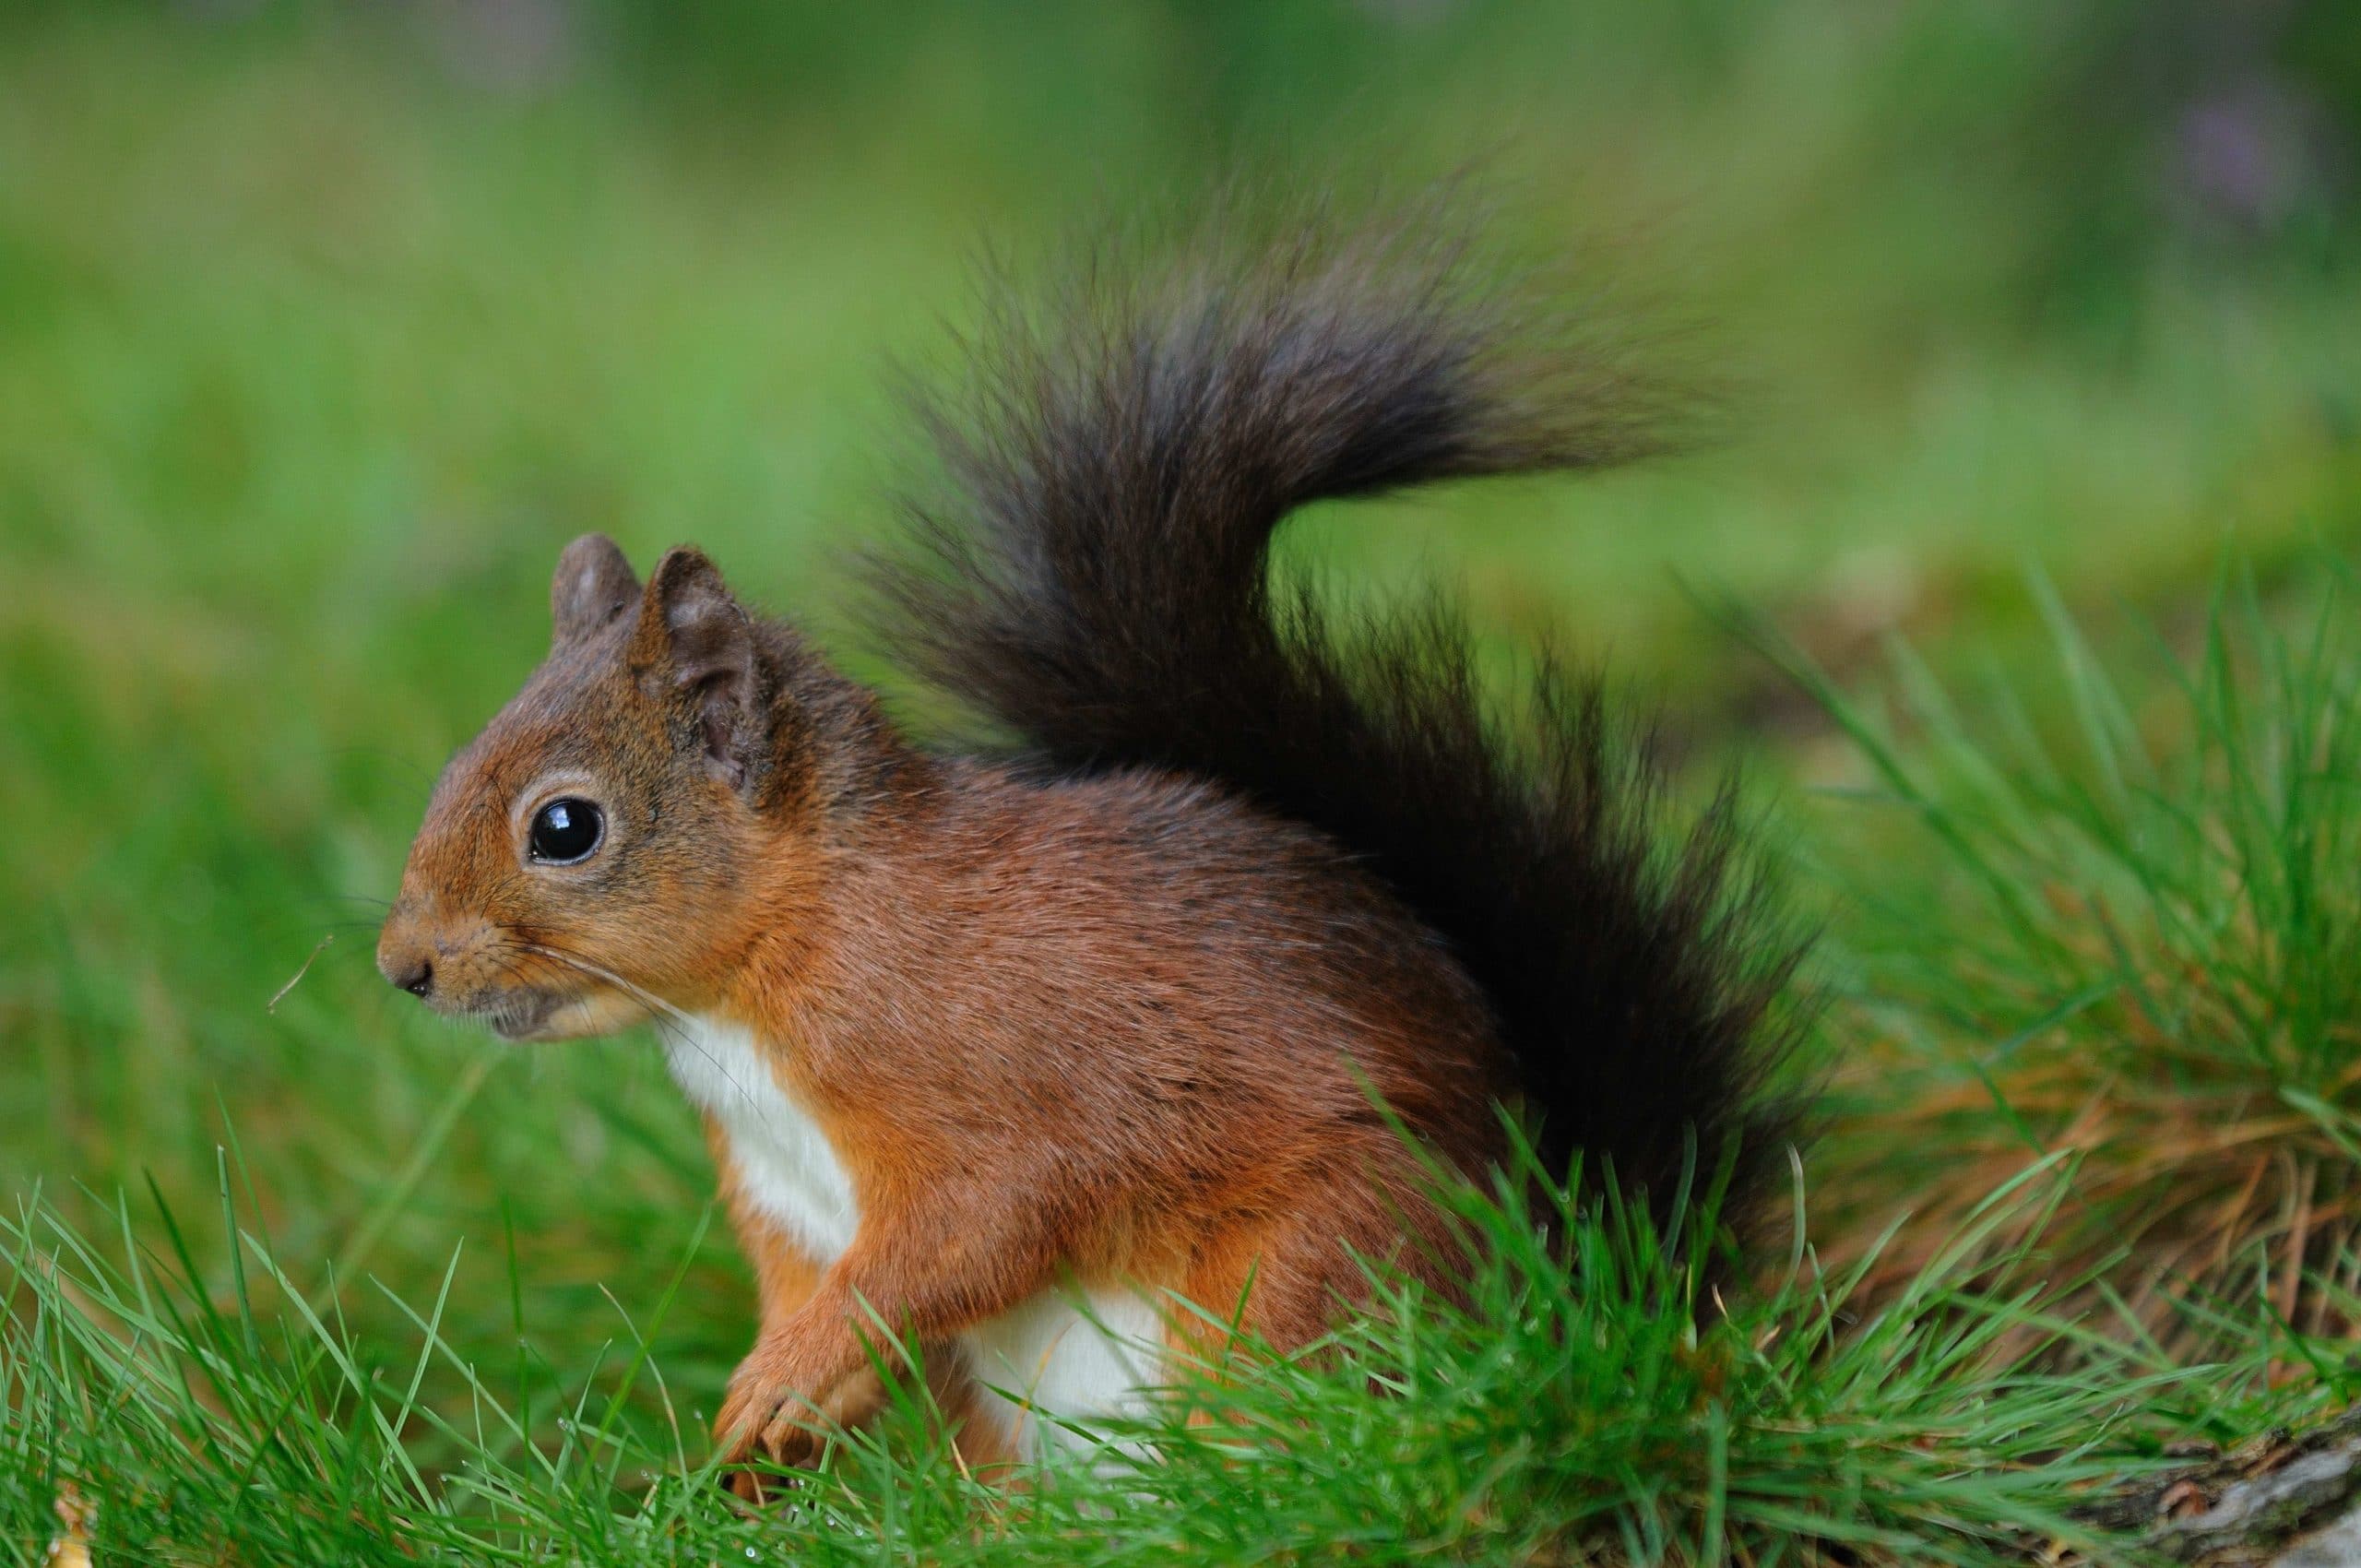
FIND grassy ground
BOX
[6,4,2361,1562]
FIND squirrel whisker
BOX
[513,941,699,1031]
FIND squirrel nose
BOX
[388,956,433,998]
[379,940,435,999]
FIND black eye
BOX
[528,798,604,864]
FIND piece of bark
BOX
[2065,1408,2361,1565]
[2267,1505,2361,1568]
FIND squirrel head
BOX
[377,534,843,1040]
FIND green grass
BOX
[6,3,2361,1563]
[2,1139,2274,1566]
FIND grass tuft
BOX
[1750,564,2361,1352]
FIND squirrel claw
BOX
[723,1463,794,1506]
[718,1424,821,1505]
[715,1384,828,1502]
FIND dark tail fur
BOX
[872,207,1802,1226]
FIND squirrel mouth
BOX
[481,989,567,1040]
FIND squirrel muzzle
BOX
[375,904,560,1039]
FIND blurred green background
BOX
[5,0,2359,1426]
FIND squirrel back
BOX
[872,208,1803,1216]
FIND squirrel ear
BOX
[635,547,761,791]
[552,534,641,646]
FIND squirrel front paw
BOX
[716,1347,894,1500]
[716,1372,829,1497]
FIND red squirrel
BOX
[376,215,1798,1481]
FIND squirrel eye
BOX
[528,798,604,864]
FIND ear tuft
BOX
[635,546,761,790]
[552,534,642,646]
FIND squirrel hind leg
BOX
[1179,1155,1468,1364]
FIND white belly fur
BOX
[667,1016,1162,1457]
[665,1015,860,1260]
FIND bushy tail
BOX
[872,207,1802,1224]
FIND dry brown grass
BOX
[1818,1016,2361,1352]
[1761,577,2361,1357]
